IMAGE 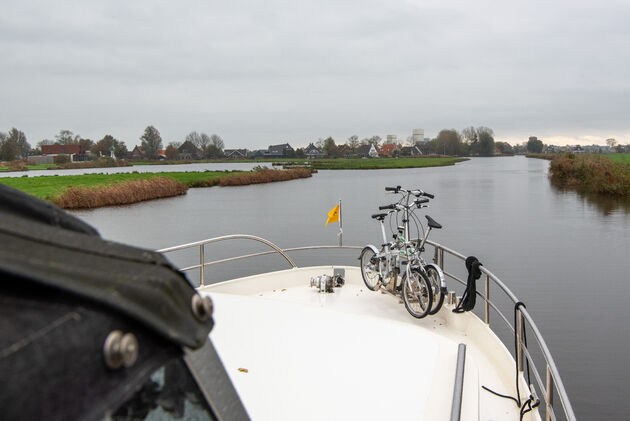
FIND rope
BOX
[481,301,540,420]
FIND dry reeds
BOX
[550,154,630,196]
[55,177,188,209]
[216,168,312,186]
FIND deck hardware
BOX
[484,273,490,324]
[192,294,213,322]
[516,306,524,373]
[103,330,139,370]
[450,343,466,421]
[310,274,344,293]
[447,291,457,305]
[546,365,554,421]
[200,244,205,286]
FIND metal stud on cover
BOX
[103,330,139,370]
[192,294,213,322]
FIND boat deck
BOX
[199,266,540,420]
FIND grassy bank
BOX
[129,156,468,169]
[0,158,132,172]
[310,157,467,169]
[549,154,630,196]
[0,168,312,209]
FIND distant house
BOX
[265,143,295,158]
[337,144,354,158]
[178,141,201,160]
[130,146,146,160]
[250,149,267,159]
[224,149,248,159]
[400,145,422,156]
[157,150,167,160]
[355,144,371,158]
[41,144,88,162]
[378,144,398,157]
[303,143,324,159]
[368,144,379,158]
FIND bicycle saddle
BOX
[371,213,388,221]
[425,215,442,229]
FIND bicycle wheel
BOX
[360,247,382,291]
[402,268,433,318]
[424,265,445,315]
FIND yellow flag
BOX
[325,204,340,227]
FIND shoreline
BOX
[0,168,313,209]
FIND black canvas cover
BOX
[0,184,215,420]
[0,184,213,348]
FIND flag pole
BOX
[338,199,343,247]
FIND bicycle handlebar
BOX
[385,186,434,199]
[378,204,396,210]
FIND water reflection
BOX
[550,180,630,216]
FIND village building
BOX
[400,145,423,156]
[178,141,202,160]
[303,143,324,159]
[224,149,248,159]
[40,144,89,162]
[264,143,295,158]
[378,143,399,157]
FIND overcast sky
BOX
[1,0,629,149]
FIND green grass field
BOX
[309,157,467,169]
[604,153,630,163]
[0,163,57,171]
[0,171,237,201]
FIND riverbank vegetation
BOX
[549,154,630,196]
[308,157,467,169]
[0,167,312,209]
[55,177,188,209]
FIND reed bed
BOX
[54,177,188,209]
[217,168,312,186]
[549,154,630,196]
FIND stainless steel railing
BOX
[427,239,576,421]
[158,235,575,421]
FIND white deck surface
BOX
[200,266,541,421]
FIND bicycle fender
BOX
[359,244,378,260]
[425,263,446,288]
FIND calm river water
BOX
[71,157,629,419]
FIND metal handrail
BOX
[425,239,576,421]
[158,235,576,420]
[158,234,298,285]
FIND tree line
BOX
[304,127,501,157]
[0,126,225,162]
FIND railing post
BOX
[433,246,439,265]
[546,365,554,421]
[200,244,205,287]
[484,273,490,325]
[439,248,445,271]
[516,307,524,373]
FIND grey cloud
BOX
[1,0,629,147]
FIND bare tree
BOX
[366,135,381,147]
[346,135,360,152]
[210,134,224,150]
[606,138,617,148]
[55,130,80,145]
[185,131,202,147]
[199,133,211,152]
[462,126,477,144]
